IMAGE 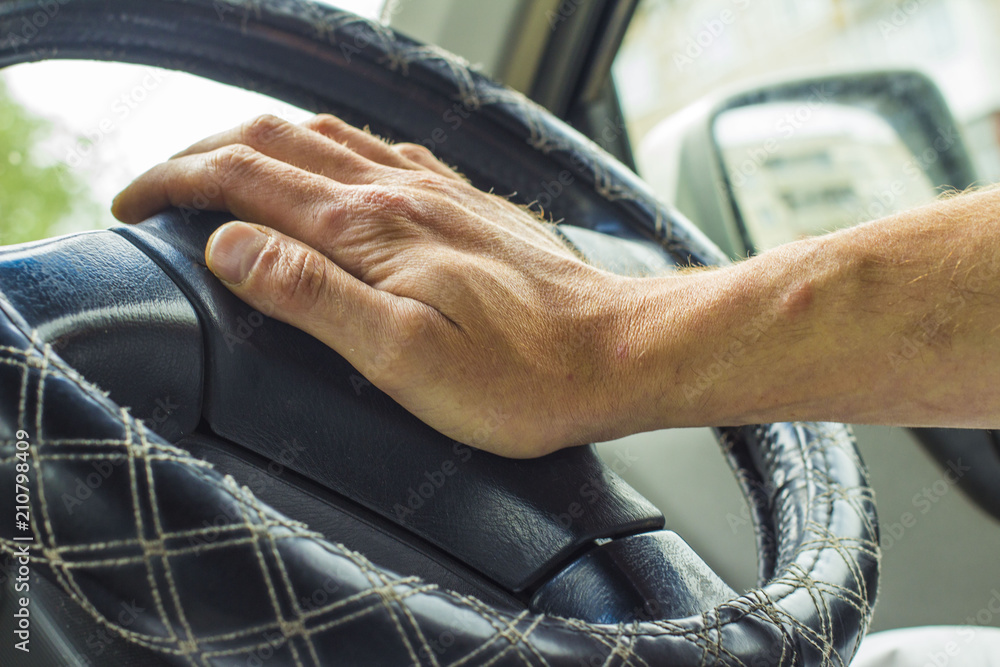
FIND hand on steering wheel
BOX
[113,113,657,458]
[0,3,879,665]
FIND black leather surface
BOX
[114,213,665,594]
[0,299,878,665]
[0,1,880,665]
[0,564,173,667]
[0,231,203,442]
[182,432,525,610]
[531,531,738,623]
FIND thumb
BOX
[205,221,391,368]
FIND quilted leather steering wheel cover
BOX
[0,1,879,665]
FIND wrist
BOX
[597,236,833,436]
[584,267,732,441]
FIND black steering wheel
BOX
[0,1,879,665]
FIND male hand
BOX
[112,114,649,458]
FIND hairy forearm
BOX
[114,114,1000,456]
[612,188,1000,433]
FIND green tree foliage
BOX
[0,78,99,245]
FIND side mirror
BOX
[638,70,978,258]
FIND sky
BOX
[1,0,386,229]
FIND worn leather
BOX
[0,232,203,442]
[530,531,740,624]
[0,0,880,665]
[0,308,878,665]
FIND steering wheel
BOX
[0,1,878,665]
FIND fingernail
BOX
[206,222,268,284]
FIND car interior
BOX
[0,0,997,665]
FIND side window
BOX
[614,0,1000,218]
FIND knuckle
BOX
[407,172,448,190]
[403,171,457,199]
[362,185,427,222]
[313,201,354,247]
[395,142,435,162]
[305,113,347,137]
[284,249,329,311]
[259,241,328,312]
[243,114,287,146]
[209,144,260,187]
